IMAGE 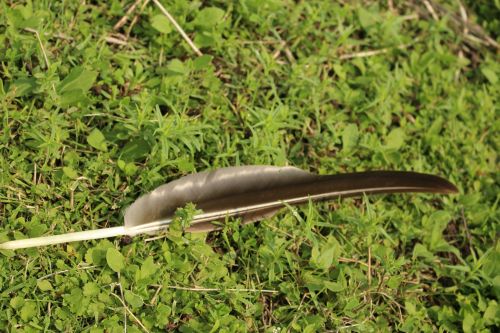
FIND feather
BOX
[0,166,457,250]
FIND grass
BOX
[0,0,498,332]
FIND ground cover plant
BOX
[0,0,498,331]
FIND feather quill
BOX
[0,166,457,250]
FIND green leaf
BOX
[194,31,216,48]
[155,303,172,326]
[10,296,25,309]
[302,272,324,291]
[324,281,344,292]
[140,256,158,280]
[64,288,84,314]
[462,311,474,333]
[106,248,125,273]
[20,301,37,322]
[428,211,452,251]
[121,138,151,161]
[342,124,359,152]
[87,128,108,152]
[412,243,433,259]
[176,156,195,172]
[344,298,359,311]
[483,301,498,325]
[386,276,402,289]
[117,159,138,176]
[151,15,172,34]
[124,290,143,308]
[311,237,339,270]
[193,55,214,70]
[87,240,114,265]
[37,280,53,291]
[481,247,500,278]
[27,223,47,237]
[332,63,346,80]
[166,59,188,76]
[123,162,138,176]
[385,128,405,150]
[59,90,90,107]
[83,282,100,297]
[10,78,37,97]
[481,67,498,84]
[358,8,378,29]
[58,67,98,94]
[194,7,225,28]
[55,67,97,106]
[63,166,78,179]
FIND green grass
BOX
[0,0,499,332]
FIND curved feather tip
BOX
[0,165,458,249]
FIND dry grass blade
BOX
[408,0,499,50]
[127,0,151,36]
[114,0,144,31]
[339,43,413,60]
[105,35,130,46]
[111,292,150,333]
[151,0,202,56]
[24,28,50,68]
[422,0,439,20]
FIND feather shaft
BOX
[0,226,127,250]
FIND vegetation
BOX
[0,0,498,331]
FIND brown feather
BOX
[125,166,458,232]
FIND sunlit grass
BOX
[0,0,498,331]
